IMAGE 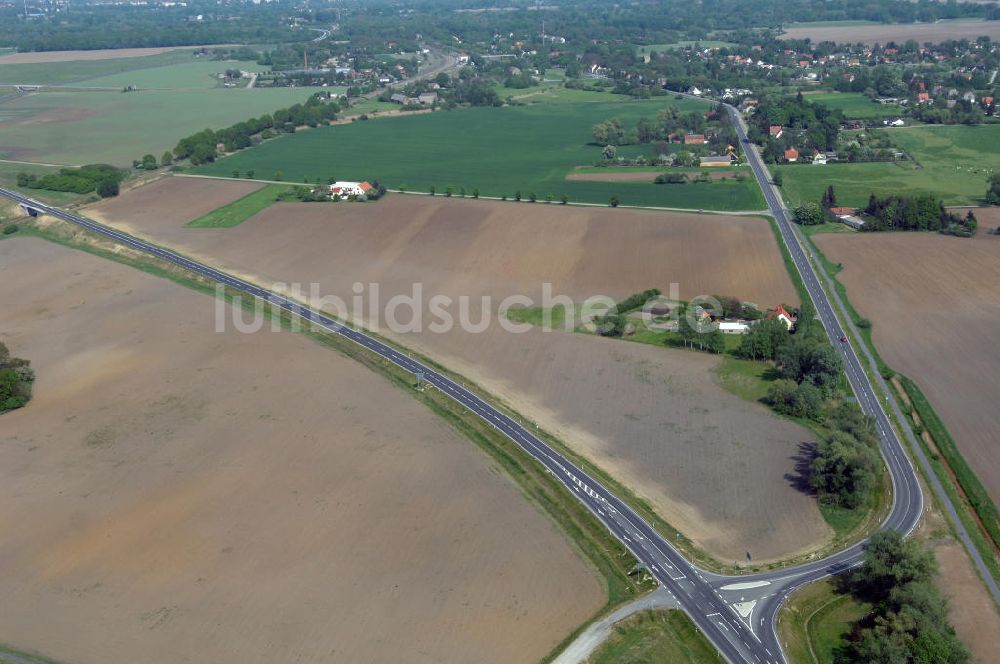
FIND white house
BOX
[718,321,750,334]
[768,304,796,330]
[329,181,373,198]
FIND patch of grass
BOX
[798,221,854,238]
[0,87,321,166]
[804,92,903,119]
[899,375,1000,552]
[779,124,1000,207]
[0,49,196,86]
[186,184,290,228]
[589,609,725,664]
[504,305,570,330]
[778,577,871,664]
[0,643,65,664]
[193,100,766,211]
[714,355,777,403]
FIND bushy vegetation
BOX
[862,193,977,236]
[846,531,970,664]
[0,341,34,413]
[16,164,125,197]
[986,173,1000,206]
[810,405,882,509]
[751,93,844,159]
[593,288,661,337]
[173,94,343,165]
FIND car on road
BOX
[839,336,849,343]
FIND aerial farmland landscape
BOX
[1,1,999,664]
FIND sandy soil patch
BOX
[0,237,604,664]
[814,231,1000,503]
[0,47,229,64]
[82,179,830,562]
[932,539,1000,663]
[782,21,1000,45]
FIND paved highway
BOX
[0,105,948,663]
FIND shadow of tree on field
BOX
[784,440,817,496]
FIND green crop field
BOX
[74,60,266,90]
[194,101,766,210]
[0,49,198,86]
[778,124,1000,207]
[805,92,902,119]
[186,183,289,228]
[0,87,321,166]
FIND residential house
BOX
[329,181,373,198]
[767,305,796,330]
[917,92,931,104]
[812,151,827,165]
[684,134,707,145]
[769,125,783,139]
[417,92,438,105]
[389,93,409,104]
[784,148,800,162]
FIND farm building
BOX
[699,155,734,167]
[329,181,373,198]
[718,321,750,334]
[684,134,707,145]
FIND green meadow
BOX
[0,87,320,166]
[778,124,1000,207]
[805,92,902,119]
[0,49,197,86]
[195,101,766,210]
[187,184,289,228]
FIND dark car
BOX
[839,336,848,343]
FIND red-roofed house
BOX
[917,92,930,104]
[984,96,994,106]
[769,125,783,138]
[784,148,799,162]
[768,305,796,330]
[329,181,373,198]
[684,134,707,145]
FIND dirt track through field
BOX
[0,236,604,664]
[781,21,1000,45]
[82,177,833,563]
[815,229,1000,503]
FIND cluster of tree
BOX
[792,202,826,226]
[442,78,502,107]
[846,531,970,664]
[862,193,977,236]
[16,164,124,198]
[809,403,882,508]
[503,72,536,89]
[592,106,736,151]
[986,174,1000,206]
[5,2,299,52]
[0,341,34,413]
[751,93,843,159]
[133,153,172,171]
[172,94,342,165]
[593,288,661,337]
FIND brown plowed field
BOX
[814,230,1000,502]
[0,237,604,664]
[933,539,1000,663]
[781,21,1000,45]
[83,177,831,563]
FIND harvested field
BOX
[932,539,1000,664]
[814,230,1000,502]
[84,178,832,563]
[781,20,1000,45]
[0,47,188,64]
[0,236,605,664]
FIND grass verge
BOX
[588,609,725,664]
[777,578,870,664]
[186,183,290,228]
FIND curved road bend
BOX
[0,127,932,664]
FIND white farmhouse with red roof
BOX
[767,304,796,330]
[328,181,373,198]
